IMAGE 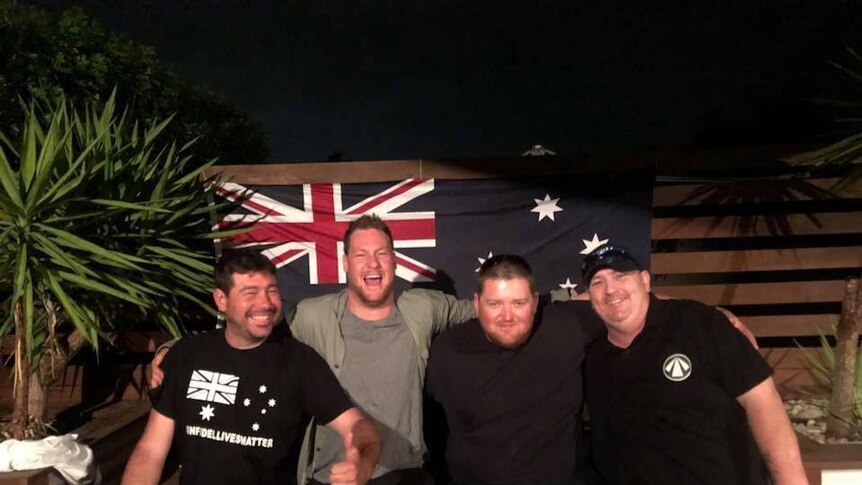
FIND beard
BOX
[351,281,395,309]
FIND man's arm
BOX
[736,378,808,485]
[121,409,175,485]
[326,408,381,485]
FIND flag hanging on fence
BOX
[215,171,653,306]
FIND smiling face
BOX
[214,271,282,349]
[343,228,396,317]
[587,268,651,348]
[474,276,539,349]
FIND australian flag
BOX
[214,171,652,306]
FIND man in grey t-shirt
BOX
[312,308,425,483]
[298,215,465,485]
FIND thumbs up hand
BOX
[326,410,379,485]
[329,432,368,485]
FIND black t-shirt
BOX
[585,296,773,485]
[156,329,352,485]
[427,301,603,484]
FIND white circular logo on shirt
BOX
[662,353,692,382]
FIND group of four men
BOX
[121,214,807,485]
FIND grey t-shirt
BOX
[312,308,425,481]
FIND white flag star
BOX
[261,408,267,415]
[531,194,563,222]
[475,252,494,272]
[199,404,215,421]
[268,399,276,407]
[252,423,260,431]
[258,385,267,393]
[558,278,577,290]
[243,398,251,407]
[580,234,609,255]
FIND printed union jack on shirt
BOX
[187,370,239,405]
[214,171,652,306]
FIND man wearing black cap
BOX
[581,246,807,485]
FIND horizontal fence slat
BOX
[652,199,862,218]
[652,267,861,285]
[654,281,846,306]
[652,233,862,253]
[209,160,424,184]
[745,315,839,337]
[650,247,862,273]
[654,178,862,206]
[207,156,653,184]
[762,347,824,368]
[762,347,826,391]
[720,302,841,316]
[652,212,861,239]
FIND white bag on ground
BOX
[0,434,97,484]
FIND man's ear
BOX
[213,288,228,312]
[473,293,481,315]
[640,270,651,292]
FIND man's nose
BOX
[501,305,514,321]
[258,291,276,307]
[604,278,619,293]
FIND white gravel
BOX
[783,397,862,444]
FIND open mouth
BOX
[363,274,383,287]
[248,313,274,325]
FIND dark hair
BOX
[475,254,536,294]
[215,248,277,292]
[343,214,394,254]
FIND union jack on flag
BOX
[216,179,437,285]
[187,370,239,405]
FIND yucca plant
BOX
[0,91,240,439]
[799,328,862,434]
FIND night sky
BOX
[39,1,862,163]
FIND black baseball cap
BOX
[581,245,643,283]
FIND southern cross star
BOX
[580,233,609,255]
[475,252,494,272]
[531,194,563,222]
[558,278,577,290]
[199,404,215,421]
